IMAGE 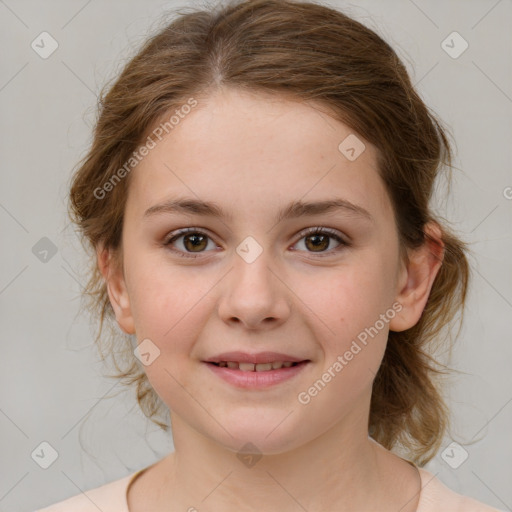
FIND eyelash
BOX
[163,226,349,259]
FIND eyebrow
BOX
[143,197,373,223]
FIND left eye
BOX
[163,227,347,258]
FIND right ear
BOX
[96,243,135,335]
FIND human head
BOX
[69,0,468,465]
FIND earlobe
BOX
[389,222,444,332]
[96,244,135,335]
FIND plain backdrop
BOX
[0,0,511,510]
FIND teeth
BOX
[255,363,273,372]
[215,361,299,371]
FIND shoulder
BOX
[34,470,141,512]
[417,468,505,512]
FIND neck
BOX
[151,411,419,511]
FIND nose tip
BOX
[218,258,290,331]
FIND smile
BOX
[209,361,299,371]
[204,360,310,388]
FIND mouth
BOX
[203,359,311,388]
[207,361,304,371]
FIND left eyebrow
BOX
[143,197,373,223]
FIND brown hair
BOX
[68,0,469,466]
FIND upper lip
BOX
[204,351,309,364]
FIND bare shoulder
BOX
[35,471,137,512]
[416,469,505,512]
[126,457,171,511]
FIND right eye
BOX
[163,228,219,258]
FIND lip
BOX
[203,359,311,389]
[204,351,308,364]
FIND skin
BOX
[97,87,443,511]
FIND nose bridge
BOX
[218,236,290,328]
[234,241,274,295]
[233,238,277,304]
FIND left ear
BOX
[389,221,444,332]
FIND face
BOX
[103,87,431,454]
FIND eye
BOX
[292,226,348,256]
[163,228,218,258]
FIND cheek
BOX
[130,270,207,344]
[324,251,397,328]
[125,242,199,332]
[126,264,211,407]
[309,248,398,375]
[122,253,208,394]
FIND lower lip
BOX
[204,361,310,389]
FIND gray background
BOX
[0,0,511,511]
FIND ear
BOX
[96,243,135,335]
[389,222,444,332]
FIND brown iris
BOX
[183,233,208,252]
[304,233,329,252]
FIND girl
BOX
[37,0,503,510]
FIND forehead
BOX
[126,88,392,224]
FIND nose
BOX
[217,250,291,331]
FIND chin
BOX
[206,416,304,456]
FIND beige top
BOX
[35,465,504,512]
